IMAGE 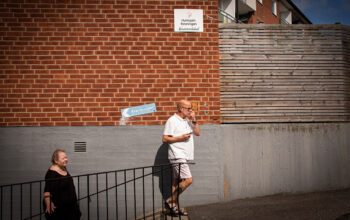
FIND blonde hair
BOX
[51,149,66,164]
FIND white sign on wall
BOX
[174,9,203,32]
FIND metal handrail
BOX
[0,163,178,188]
[0,162,194,220]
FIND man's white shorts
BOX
[169,158,192,179]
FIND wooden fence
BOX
[220,24,350,123]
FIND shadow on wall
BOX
[336,213,350,220]
[153,143,172,202]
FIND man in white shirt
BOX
[162,99,200,216]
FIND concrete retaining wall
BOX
[221,123,350,201]
[0,123,349,206]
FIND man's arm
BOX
[189,111,200,136]
[162,134,191,143]
[191,122,200,136]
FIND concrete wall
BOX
[1,123,349,206]
[0,125,223,209]
[221,123,350,201]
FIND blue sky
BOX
[292,0,350,25]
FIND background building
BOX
[219,0,312,24]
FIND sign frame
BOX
[174,9,204,33]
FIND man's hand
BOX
[178,133,191,142]
[163,133,192,143]
[189,111,196,121]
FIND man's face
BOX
[181,103,193,118]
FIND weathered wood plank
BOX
[220,24,350,123]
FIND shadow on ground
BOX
[187,188,350,220]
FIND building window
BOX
[272,0,277,15]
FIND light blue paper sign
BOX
[121,103,157,118]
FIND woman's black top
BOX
[44,169,81,220]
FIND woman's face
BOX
[55,151,68,168]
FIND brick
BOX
[54,122,70,126]
[0,0,220,126]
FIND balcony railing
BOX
[280,17,291,24]
[0,163,192,220]
[219,9,237,23]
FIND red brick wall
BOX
[251,0,280,24]
[0,0,220,126]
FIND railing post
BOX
[20,184,23,220]
[39,182,42,220]
[10,185,13,220]
[177,163,181,220]
[106,173,109,220]
[87,175,90,220]
[142,167,145,220]
[115,171,118,220]
[0,186,2,220]
[124,170,127,220]
[96,174,99,220]
[160,165,165,218]
[152,167,155,220]
[170,163,173,220]
[133,169,136,220]
[30,183,32,220]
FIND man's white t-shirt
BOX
[163,113,194,160]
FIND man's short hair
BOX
[177,99,190,112]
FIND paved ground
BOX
[187,188,350,220]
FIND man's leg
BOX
[168,177,192,205]
[166,160,192,206]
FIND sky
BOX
[292,0,350,25]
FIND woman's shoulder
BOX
[45,168,59,179]
[46,166,68,177]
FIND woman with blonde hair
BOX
[43,149,81,220]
